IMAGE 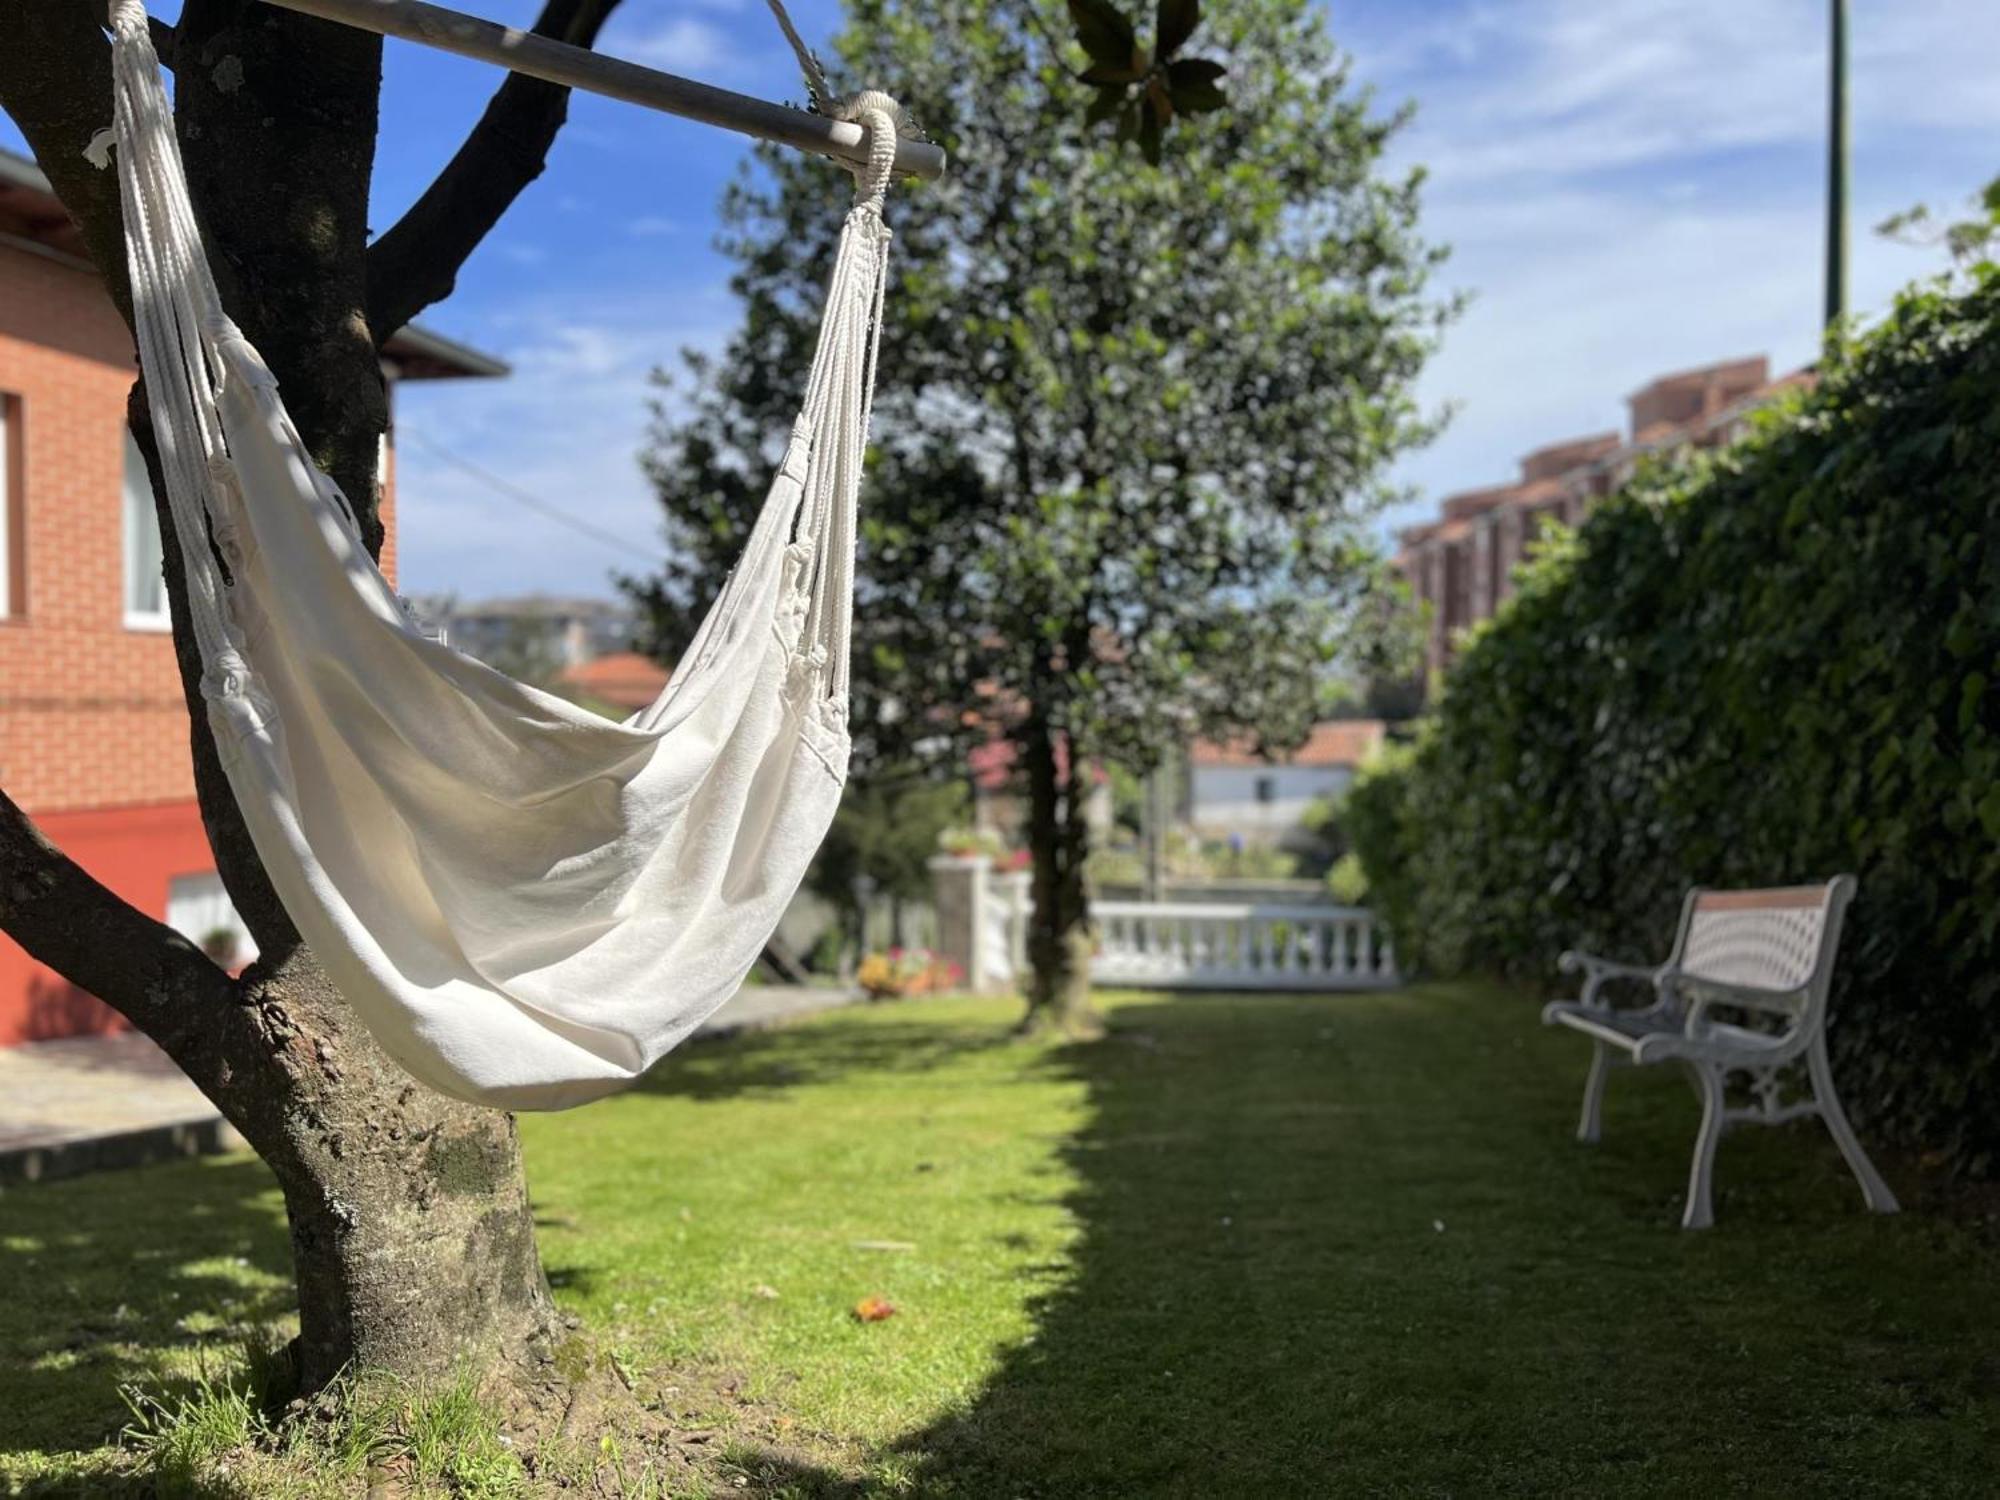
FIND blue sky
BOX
[11,0,1999,599]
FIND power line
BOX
[400,427,650,558]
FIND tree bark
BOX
[0,0,630,1394]
[1020,711,1100,1035]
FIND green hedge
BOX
[1352,270,2000,1175]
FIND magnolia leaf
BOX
[1067,0,1137,72]
[1146,73,1175,128]
[1082,57,1149,85]
[1167,56,1227,114]
[1156,0,1199,59]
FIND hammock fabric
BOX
[105,0,895,1109]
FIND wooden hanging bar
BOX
[253,0,947,180]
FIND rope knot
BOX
[838,91,904,209]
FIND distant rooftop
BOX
[559,652,671,712]
[1191,720,1386,770]
[0,146,506,381]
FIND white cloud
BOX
[391,286,738,600]
[606,14,734,76]
[1357,0,2000,187]
[386,0,2000,593]
[1339,0,2000,537]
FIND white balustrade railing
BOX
[1090,900,1397,991]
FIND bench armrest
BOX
[1657,968,1808,1018]
[1558,949,1663,1009]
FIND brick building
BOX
[0,146,502,1045]
[1397,356,1812,682]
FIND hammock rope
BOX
[762,0,838,117]
[101,0,901,1110]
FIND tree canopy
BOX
[631,0,1451,1023]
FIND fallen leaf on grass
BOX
[751,1283,780,1300]
[851,1239,917,1252]
[853,1295,897,1323]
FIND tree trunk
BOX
[175,6,558,1392]
[225,951,558,1391]
[1021,713,1100,1035]
[0,2,562,1396]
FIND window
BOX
[1254,775,1277,805]
[123,430,170,629]
[166,871,257,972]
[0,395,15,618]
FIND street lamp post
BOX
[1825,0,1849,331]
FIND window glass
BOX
[124,431,169,628]
[0,397,12,618]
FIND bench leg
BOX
[1807,1037,1899,1215]
[1577,1040,1614,1143]
[1682,1062,1726,1230]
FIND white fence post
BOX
[928,854,992,991]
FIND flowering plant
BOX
[856,947,965,999]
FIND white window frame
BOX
[123,429,171,632]
[0,395,13,619]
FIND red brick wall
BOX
[0,241,190,815]
[379,405,399,587]
[0,242,399,814]
[0,241,402,1047]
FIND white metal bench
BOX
[1543,875,1898,1229]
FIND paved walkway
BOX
[0,984,857,1187]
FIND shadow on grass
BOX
[727,988,2000,1497]
[0,1154,292,1469]
[10,990,1995,1497]
[635,1010,1018,1103]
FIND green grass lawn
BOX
[3,982,1996,1496]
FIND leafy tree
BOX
[808,768,968,954]
[1877,173,2000,270]
[0,0,630,1399]
[631,0,1451,1032]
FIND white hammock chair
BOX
[104,0,896,1109]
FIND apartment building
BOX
[1397,356,1812,681]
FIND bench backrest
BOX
[1670,876,1856,1021]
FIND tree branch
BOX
[0,0,132,323]
[149,16,178,68]
[365,0,623,341]
[0,786,243,1072]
